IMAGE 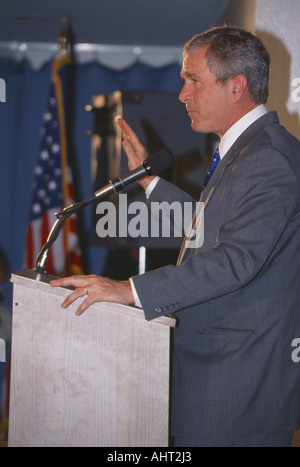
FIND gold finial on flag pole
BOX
[58,16,69,55]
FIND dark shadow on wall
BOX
[256,30,300,139]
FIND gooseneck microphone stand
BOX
[35,149,174,274]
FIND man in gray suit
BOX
[51,26,300,446]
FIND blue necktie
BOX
[202,147,221,190]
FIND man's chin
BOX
[191,120,204,133]
[190,119,212,134]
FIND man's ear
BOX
[231,74,248,101]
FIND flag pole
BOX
[25,17,83,276]
[58,16,69,56]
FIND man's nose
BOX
[179,82,189,103]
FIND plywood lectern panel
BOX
[9,269,175,447]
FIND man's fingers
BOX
[50,274,133,316]
[74,297,96,316]
[50,275,83,288]
[50,277,70,287]
[117,118,147,159]
[50,275,97,289]
[50,276,95,314]
[61,287,87,309]
[117,118,135,139]
[64,285,105,316]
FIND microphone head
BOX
[145,148,175,175]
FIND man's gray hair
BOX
[184,26,270,105]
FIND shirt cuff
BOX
[145,176,160,199]
[129,277,143,308]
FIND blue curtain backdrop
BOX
[0,57,182,305]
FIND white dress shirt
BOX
[218,104,268,159]
[130,104,268,307]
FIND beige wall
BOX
[255,0,300,138]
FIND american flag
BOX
[25,53,82,276]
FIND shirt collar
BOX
[218,104,268,159]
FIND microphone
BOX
[35,148,175,273]
[108,148,175,193]
[61,148,175,216]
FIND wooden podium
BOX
[8,269,176,447]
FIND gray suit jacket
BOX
[132,112,300,442]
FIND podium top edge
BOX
[11,268,176,328]
[11,267,63,284]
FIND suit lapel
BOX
[200,111,279,205]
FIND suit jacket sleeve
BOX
[132,146,298,320]
[146,176,197,205]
